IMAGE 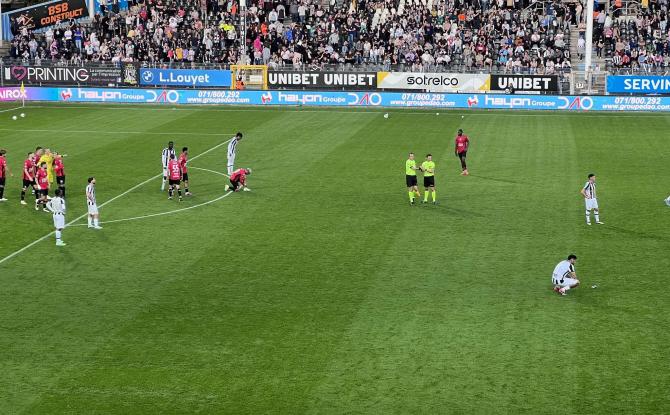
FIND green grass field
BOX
[1,103,669,414]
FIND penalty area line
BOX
[0,139,232,266]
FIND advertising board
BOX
[268,71,376,90]
[5,86,670,112]
[139,68,232,87]
[377,72,489,93]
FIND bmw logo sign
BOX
[142,70,154,82]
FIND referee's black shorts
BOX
[406,175,417,187]
[423,176,435,188]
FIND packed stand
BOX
[598,0,670,73]
[6,0,574,73]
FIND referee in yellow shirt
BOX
[405,152,420,205]
[421,154,437,204]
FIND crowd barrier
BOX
[2,86,670,112]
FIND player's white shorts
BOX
[52,213,65,229]
[227,155,235,175]
[585,198,599,210]
[552,274,579,287]
[88,203,99,215]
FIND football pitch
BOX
[1,102,669,414]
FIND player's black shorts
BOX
[38,189,48,197]
[229,179,241,191]
[182,173,189,181]
[56,176,65,185]
[423,176,435,187]
[168,179,181,185]
[23,179,34,188]
[406,175,417,187]
[458,151,467,158]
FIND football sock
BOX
[34,191,39,201]
[0,186,4,198]
[432,191,436,202]
[161,178,166,191]
[408,191,414,202]
[55,230,61,241]
[585,211,591,224]
[178,189,182,197]
[424,191,429,202]
[21,190,25,200]
[94,218,99,227]
[595,212,600,222]
[185,187,189,193]
[168,187,173,197]
[563,286,571,292]
[88,216,92,227]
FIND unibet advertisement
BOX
[377,72,489,93]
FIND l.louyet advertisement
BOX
[268,71,377,90]
[10,0,88,33]
[2,65,123,85]
[376,72,490,93]
[489,75,558,93]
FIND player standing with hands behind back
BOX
[581,173,603,225]
[454,129,470,176]
[405,152,420,205]
[86,177,102,229]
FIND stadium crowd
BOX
[4,0,668,73]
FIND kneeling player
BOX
[225,168,252,192]
[167,154,183,201]
[552,254,580,296]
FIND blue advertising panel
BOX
[9,86,670,112]
[139,68,232,87]
[607,76,670,94]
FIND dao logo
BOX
[142,70,154,83]
[146,90,179,103]
[261,92,272,104]
[347,92,381,106]
[61,88,72,100]
[467,96,479,107]
[558,96,593,110]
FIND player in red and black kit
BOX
[225,168,252,192]
[35,162,49,211]
[178,147,191,196]
[21,151,35,205]
[167,154,183,201]
[0,149,10,202]
[54,152,66,198]
[454,129,470,176]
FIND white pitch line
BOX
[0,139,233,266]
[0,128,236,136]
[0,106,24,113]
[67,166,232,226]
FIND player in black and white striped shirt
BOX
[580,173,603,225]
[161,141,176,191]
[227,132,243,175]
[86,177,102,229]
[46,189,67,246]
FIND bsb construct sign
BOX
[11,0,88,32]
